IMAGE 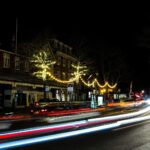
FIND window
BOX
[69,48,72,54]
[61,57,63,66]
[3,53,10,68]
[59,43,62,51]
[68,60,71,68]
[57,71,60,78]
[63,59,66,67]
[25,61,29,72]
[57,56,61,65]
[53,64,56,69]
[67,72,71,79]
[62,72,66,80]
[15,57,20,70]
[53,70,57,76]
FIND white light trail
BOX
[1,105,150,140]
[0,120,87,137]
[1,115,150,149]
[0,122,120,149]
[88,105,150,122]
[118,115,150,125]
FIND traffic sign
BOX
[67,84,74,92]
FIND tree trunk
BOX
[43,82,46,99]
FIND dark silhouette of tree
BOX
[95,47,132,86]
[18,29,56,56]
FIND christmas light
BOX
[79,77,117,89]
[31,51,56,81]
[31,51,117,89]
[107,82,117,89]
[71,62,88,83]
[47,72,77,84]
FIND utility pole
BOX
[129,81,133,99]
[15,17,18,53]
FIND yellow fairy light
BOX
[47,72,77,84]
[31,51,56,81]
[71,62,88,83]
[80,76,92,87]
[107,82,117,88]
[31,51,117,89]
[100,88,106,94]
[79,76,117,89]
[95,79,108,88]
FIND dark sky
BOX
[0,9,150,91]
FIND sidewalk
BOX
[0,107,32,121]
[0,107,105,121]
[0,101,147,122]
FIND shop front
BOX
[0,84,12,108]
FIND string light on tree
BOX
[47,72,77,84]
[30,50,56,99]
[71,62,88,83]
[31,51,78,84]
[31,51,117,90]
[31,51,56,81]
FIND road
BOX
[10,120,150,150]
[0,104,150,150]
[0,105,145,131]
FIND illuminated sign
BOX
[97,96,104,106]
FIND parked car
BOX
[31,98,90,114]
[32,98,61,113]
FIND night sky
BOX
[0,9,150,91]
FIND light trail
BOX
[1,115,150,149]
[0,120,87,140]
[0,105,150,140]
[0,122,120,149]
[88,104,150,122]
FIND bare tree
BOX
[96,47,131,85]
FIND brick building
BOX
[0,39,85,109]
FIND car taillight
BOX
[35,102,39,106]
[41,109,45,112]
[41,109,47,112]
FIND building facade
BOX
[49,39,78,101]
[0,39,83,109]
